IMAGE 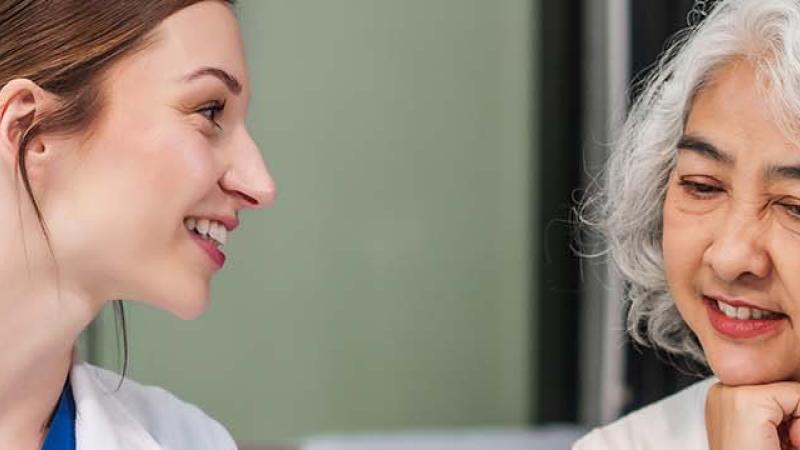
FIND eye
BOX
[196,100,226,130]
[778,201,800,219]
[678,178,724,199]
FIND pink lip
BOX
[189,231,226,268]
[207,214,239,232]
[706,293,778,312]
[703,296,786,340]
[186,213,239,232]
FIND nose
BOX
[219,130,276,209]
[702,205,772,283]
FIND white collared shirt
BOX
[70,359,237,450]
[573,377,716,450]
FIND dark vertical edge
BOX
[84,315,98,364]
[533,0,584,423]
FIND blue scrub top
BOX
[42,378,76,450]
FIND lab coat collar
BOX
[70,357,163,450]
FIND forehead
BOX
[685,60,797,157]
[106,1,249,97]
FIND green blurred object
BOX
[90,0,537,443]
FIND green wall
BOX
[93,0,536,443]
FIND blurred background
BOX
[84,0,710,448]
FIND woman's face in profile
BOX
[40,1,275,319]
[662,59,800,385]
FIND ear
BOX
[0,79,55,182]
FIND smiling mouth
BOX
[704,296,785,320]
[703,295,788,340]
[183,217,226,248]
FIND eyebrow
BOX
[182,66,242,95]
[677,134,800,182]
[677,135,735,165]
[766,163,800,182]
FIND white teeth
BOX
[716,300,777,320]
[718,301,734,317]
[218,224,228,245]
[736,307,750,320]
[209,222,218,241]
[197,218,210,235]
[183,217,228,247]
[208,222,228,246]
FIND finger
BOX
[718,382,800,422]
[788,417,800,448]
[758,383,800,420]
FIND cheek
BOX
[56,129,217,253]
[136,131,217,202]
[663,189,693,275]
[662,186,711,306]
[99,98,218,210]
[770,230,800,309]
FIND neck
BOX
[0,180,104,448]
[0,254,101,448]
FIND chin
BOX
[712,364,779,386]
[139,282,211,320]
[171,300,209,320]
[169,290,211,320]
[704,341,795,386]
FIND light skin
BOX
[662,59,800,448]
[0,2,275,449]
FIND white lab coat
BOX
[572,377,716,450]
[70,357,237,449]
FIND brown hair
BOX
[0,0,236,380]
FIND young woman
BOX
[0,1,275,449]
[575,0,800,448]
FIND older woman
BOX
[0,1,274,449]
[574,0,800,449]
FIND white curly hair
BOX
[579,0,800,363]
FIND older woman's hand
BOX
[706,382,800,450]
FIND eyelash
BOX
[196,100,226,130]
[678,179,723,198]
[678,179,800,220]
[779,202,800,219]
